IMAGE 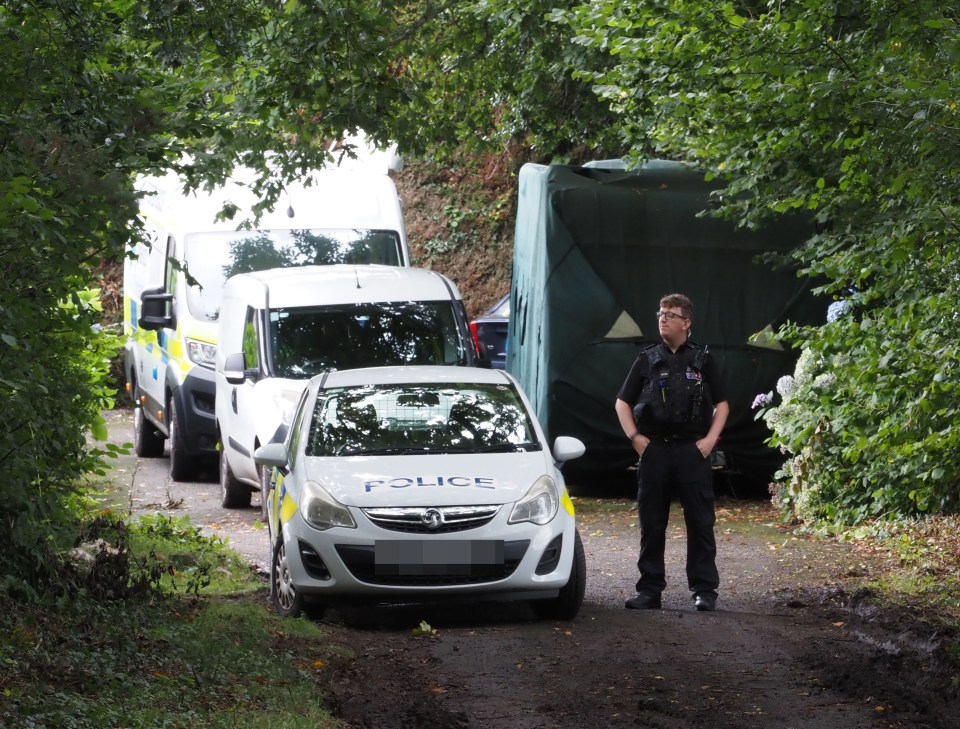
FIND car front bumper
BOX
[279,504,577,604]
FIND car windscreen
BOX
[305,383,541,457]
[183,228,403,321]
[268,302,468,378]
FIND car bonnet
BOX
[300,451,558,507]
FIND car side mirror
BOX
[254,442,288,469]
[552,436,586,464]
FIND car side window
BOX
[287,388,311,471]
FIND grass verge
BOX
[0,513,350,729]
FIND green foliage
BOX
[0,590,344,728]
[129,513,263,596]
[556,0,960,525]
[0,512,312,726]
[389,0,626,161]
[0,285,126,593]
[761,305,960,527]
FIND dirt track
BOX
[104,409,958,729]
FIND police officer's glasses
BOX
[655,311,688,321]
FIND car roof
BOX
[475,292,510,320]
[228,265,461,307]
[312,365,516,389]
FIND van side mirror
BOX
[138,286,175,330]
[223,352,258,384]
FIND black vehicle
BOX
[470,293,509,370]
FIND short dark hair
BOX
[660,293,693,320]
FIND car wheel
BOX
[532,529,586,620]
[220,447,252,508]
[132,380,164,458]
[259,465,272,522]
[271,536,303,618]
[168,398,198,481]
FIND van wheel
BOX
[532,529,585,620]
[132,381,164,458]
[168,398,197,482]
[220,448,251,508]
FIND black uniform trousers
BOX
[635,439,719,597]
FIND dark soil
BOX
[311,496,959,729]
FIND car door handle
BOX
[231,388,238,414]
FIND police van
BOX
[124,168,410,481]
[215,265,484,511]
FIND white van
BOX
[215,265,484,510]
[124,169,410,481]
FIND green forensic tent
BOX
[507,161,825,489]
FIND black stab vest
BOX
[632,343,714,438]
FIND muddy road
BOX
[103,409,957,729]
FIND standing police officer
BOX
[615,293,729,611]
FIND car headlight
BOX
[185,338,216,368]
[508,475,559,526]
[300,480,357,531]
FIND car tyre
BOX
[168,398,198,481]
[220,447,252,508]
[532,529,586,620]
[132,380,164,458]
[271,537,326,620]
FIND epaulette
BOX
[643,343,664,368]
[688,342,709,370]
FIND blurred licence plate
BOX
[375,539,504,576]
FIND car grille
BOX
[335,540,530,586]
[362,505,500,533]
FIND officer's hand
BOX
[633,434,650,456]
[695,438,714,459]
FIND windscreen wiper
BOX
[338,446,434,456]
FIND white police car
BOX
[254,365,586,620]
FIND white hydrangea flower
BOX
[813,373,835,389]
[794,348,817,382]
[776,375,797,399]
[764,407,783,431]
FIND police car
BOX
[254,365,586,620]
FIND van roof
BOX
[227,265,463,308]
[137,169,402,233]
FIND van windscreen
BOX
[184,228,404,321]
[268,301,468,377]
